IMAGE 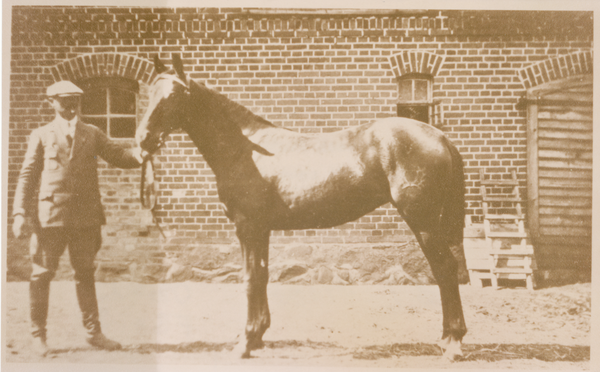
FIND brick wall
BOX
[7,7,593,280]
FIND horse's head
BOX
[136,54,190,156]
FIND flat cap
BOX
[46,81,84,97]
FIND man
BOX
[12,80,144,356]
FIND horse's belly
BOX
[269,179,390,230]
[271,202,386,230]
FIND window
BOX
[396,74,442,127]
[79,77,139,138]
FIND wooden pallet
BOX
[463,223,494,289]
[472,169,536,290]
[490,243,535,290]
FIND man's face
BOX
[49,95,80,121]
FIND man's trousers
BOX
[29,226,103,339]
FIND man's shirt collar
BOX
[56,116,77,137]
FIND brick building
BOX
[7,7,593,282]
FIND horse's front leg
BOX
[234,221,271,358]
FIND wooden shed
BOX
[524,74,593,277]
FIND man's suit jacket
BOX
[13,118,140,228]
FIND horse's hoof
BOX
[438,336,463,361]
[232,341,251,359]
[442,347,463,361]
[248,338,265,351]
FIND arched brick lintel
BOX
[48,54,156,85]
[389,51,444,78]
[518,51,593,89]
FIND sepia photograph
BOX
[2,1,597,371]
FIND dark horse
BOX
[136,55,467,360]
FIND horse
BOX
[136,54,467,360]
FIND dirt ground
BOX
[2,281,592,370]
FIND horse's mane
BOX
[188,78,280,134]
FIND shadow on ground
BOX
[353,343,590,362]
[48,341,589,363]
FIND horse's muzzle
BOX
[136,128,162,156]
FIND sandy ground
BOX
[2,281,591,370]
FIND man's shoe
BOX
[31,336,49,357]
[86,333,122,350]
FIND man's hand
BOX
[133,146,150,165]
[12,214,26,239]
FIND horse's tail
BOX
[440,137,466,247]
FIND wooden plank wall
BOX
[535,84,593,270]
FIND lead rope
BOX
[140,158,168,240]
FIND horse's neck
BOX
[191,81,275,134]
[185,83,260,174]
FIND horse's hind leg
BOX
[399,207,467,360]
[233,219,271,358]
[414,226,466,359]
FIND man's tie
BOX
[66,134,73,149]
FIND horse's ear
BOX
[154,55,168,74]
[172,54,187,82]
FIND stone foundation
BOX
[7,236,470,285]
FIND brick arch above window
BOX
[388,51,444,78]
[518,51,593,89]
[48,54,157,85]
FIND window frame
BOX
[396,74,443,127]
[78,77,139,139]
